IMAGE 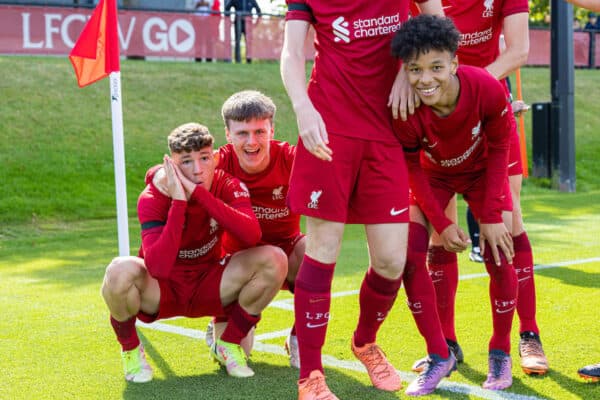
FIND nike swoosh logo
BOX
[432,279,443,284]
[306,322,329,328]
[495,307,515,314]
[428,141,439,148]
[390,207,408,216]
[518,276,531,282]
[309,298,327,304]
[508,161,519,168]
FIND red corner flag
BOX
[69,0,120,87]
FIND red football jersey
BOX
[137,169,259,280]
[442,0,529,68]
[395,65,511,230]
[285,0,426,144]
[218,140,300,252]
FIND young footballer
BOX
[206,90,304,368]
[391,14,518,390]
[101,123,287,382]
[280,1,445,398]
[404,0,549,376]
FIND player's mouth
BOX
[418,86,439,97]
[244,148,260,157]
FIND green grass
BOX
[1,56,600,399]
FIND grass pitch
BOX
[1,57,599,399]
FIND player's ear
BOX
[451,55,458,75]
[269,120,275,139]
[213,149,220,164]
[225,126,233,144]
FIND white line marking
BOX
[269,257,600,310]
[139,257,599,399]
[139,321,545,400]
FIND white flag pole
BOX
[109,71,130,256]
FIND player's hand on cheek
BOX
[163,156,187,201]
[479,222,514,266]
[169,157,196,200]
[152,167,169,196]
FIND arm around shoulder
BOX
[566,0,600,12]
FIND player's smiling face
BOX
[171,147,216,190]
[405,49,458,114]
[226,117,274,174]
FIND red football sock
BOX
[220,302,260,345]
[294,255,335,379]
[513,232,539,334]
[110,315,140,351]
[353,266,403,348]
[484,244,518,353]
[403,223,449,358]
[427,246,459,342]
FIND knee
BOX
[272,246,289,283]
[372,254,406,280]
[102,256,143,296]
[258,245,288,285]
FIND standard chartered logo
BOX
[332,16,350,43]
[332,13,402,44]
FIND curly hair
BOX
[391,15,460,62]
[167,122,214,153]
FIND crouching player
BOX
[391,15,518,390]
[206,90,304,368]
[101,123,287,382]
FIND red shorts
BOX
[288,134,409,224]
[410,171,513,222]
[265,233,305,257]
[507,111,523,177]
[137,256,230,323]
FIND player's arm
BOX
[485,12,529,80]
[280,14,332,161]
[481,86,512,225]
[188,178,262,247]
[138,184,187,280]
[403,150,450,233]
[479,83,514,265]
[147,162,261,247]
[396,119,452,234]
[566,0,600,11]
[417,0,444,16]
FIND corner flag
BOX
[69,0,120,87]
[69,0,130,256]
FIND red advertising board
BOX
[0,4,232,59]
[0,5,598,67]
